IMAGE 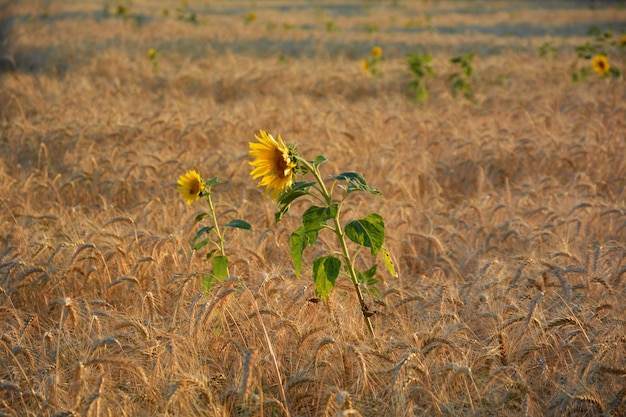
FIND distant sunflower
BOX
[177,170,205,205]
[249,130,297,201]
[360,59,370,73]
[371,46,382,58]
[591,54,610,76]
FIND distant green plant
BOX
[176,2,198,25]
[571,27,623,82]
[365,23,378,34]
[449,52,476,102]
[325,20,339,32]
[361,46,384,77]
[538,41,558,59]
[406,52,435,102]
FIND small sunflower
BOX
[360,59,370,73]
[371,46,382,58]
[249,130,297,201]
[177,170,205,205]
[591,54,610,77]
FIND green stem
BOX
[299,159,376,339]
[205,190,229,273]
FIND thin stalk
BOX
[299,159,376,339]
[205,191,225,256]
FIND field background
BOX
[1,1,625,416]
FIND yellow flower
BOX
[177,170,205,205]
[621,35,626,46]
[148,48,156,59]
[371,46,382,58]
[249,130,297,201]
[360,59,370,73]
[591,54,610,76]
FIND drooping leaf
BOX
[313,155,328,167]
[194,212,209,223]
[212,255,229,280]
[275,181,316,223]
[345,213,385,256]
[205,248,217,261]
[290,226,307,277]
[193,225,215,243]
[302,204,337,246]
[225,219,252,231]
[331,171,381,195]
[313,256,341,301]
[381,246,398,277]
[193,238,210,251]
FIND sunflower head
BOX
[177,170,205,205]
[360,59,370,73]
[249,130,298,201]
[591,54,610,77]
[371,46,382,58]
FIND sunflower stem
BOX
[299,158,376,340]
[205,190,229,274]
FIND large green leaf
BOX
[313,256,341,301]
[193,225,214,243]
[302,204,337,246]
[275,181,316,224]
[331,171,381,195]
[345,213,385,256]
[290,226,307,277]
[212,255,229,280]
[225,219,252,231]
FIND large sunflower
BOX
[249,130,297,201]
[177,170,205,205]
[591,54,610,77]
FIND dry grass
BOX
[1,1,625,416]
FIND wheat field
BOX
[0,1,625,416]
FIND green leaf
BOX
[367,286,382,299]
[202,274,217,293]
[313,256,341,301]
[193,238,210,251]
[205,248,217,261]
[331,171,381,195]
[345,213,385,256]
[194,212,209,223]
[362,264,378,282]
[204,177,219,187]
[313,155,328,167]
[275,181,316,224]
[302,204,337,246]
[225,219,252,231]
[193,225,215,243]
[212,255,229,280]
[290,226,307,277]
[381,246,398,277]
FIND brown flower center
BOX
[190,179,201,195]
[274,150,291,178]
